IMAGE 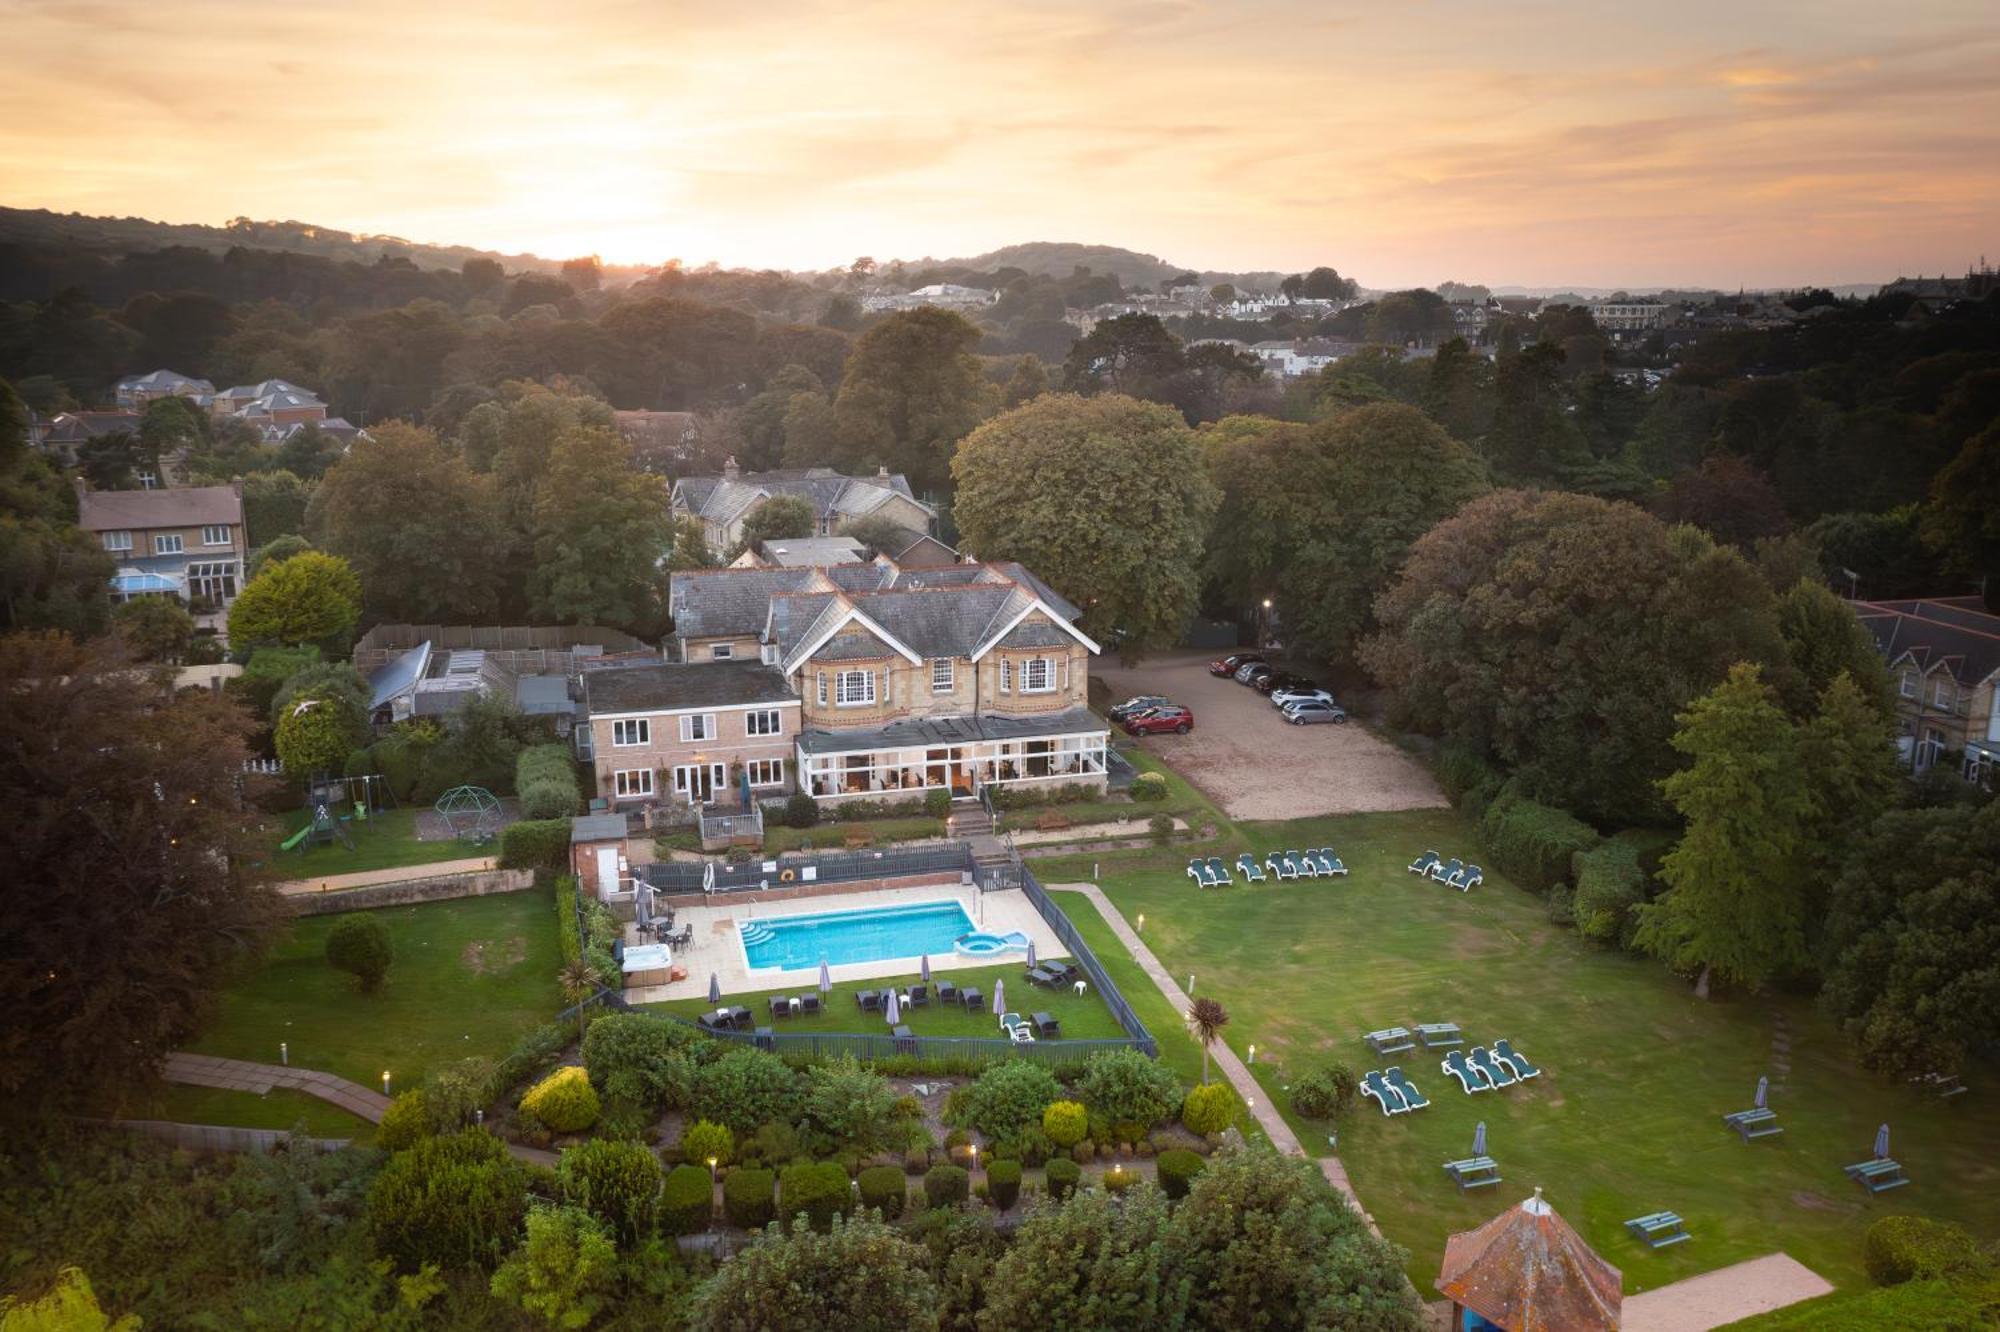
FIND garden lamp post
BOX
[1136,913,1144,932]
[382,1071,391,1097]
[1248,1043,1256,1065]
[707,1157,718,1182]
[279,1041,287,1066]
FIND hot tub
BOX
[954,930,1031,958]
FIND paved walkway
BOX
[163,1052,392,1121]
[1623,1253,1833,1331]
[271,856,497,897]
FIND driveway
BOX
[1097,653,1446,821]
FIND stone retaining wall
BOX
[288,868,536,915]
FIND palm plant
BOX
[558,958,598,1044]
[1186,997,1230,1085]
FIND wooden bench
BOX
[1365,1027,1416,1055]
[1415,1023,1464,1050]
[1442,1156,1501,1192]
[1624,1211,1692,1249]
[1722,1107,1784,1142]
[1844,1157,1910,1193]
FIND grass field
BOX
[1032,807,2000,1294]
[113,1085,376,1142]
[252,806,486,880]
[185,887,563,1091]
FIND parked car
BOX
[1124,705,1195,735]
[1282,699,1348,725]
[1209,652,1264,677]
[1253,671,1315,695]
[1235,661,1275,685]
[1108,694,1171,722]
[1270,687,1337,710]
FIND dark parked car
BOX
[1107,694,1171,722]
[1235,661,1276,685]
[1282,699,1348,725]
[1253,671,1315,695]
[1124,705,1195,735]
[1209,652,1264,677]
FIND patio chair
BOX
[907,984,929,1007]
[1384,1066,1430,1111]
[1360,1070,1409,1116]
[1186,859,1212,888]
[1441,1050,1491,1094]
[800,993,822,1015]
[768,996,791,1019]
[937,981,959,1003]
[1287,849,1319,878]
[961,987,984,1013]
[1206,856,1234,885]
[1034,1012,1062,1039]
[1467,1046,1518,1089]
[999,1011,1026,1034]
[1408,850,1441,875]
[1492,1039,1540,1080]
[1430,857,1464,884]
[1236,853,1267,883]
[856,989,882,1013]
[731,1007,755,1030]
[1010,1026,1036,1043]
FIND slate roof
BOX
[1435,1191,1622,1331]
[584,661,797,716]
[796,706,1106,755]
[118,369,215,394]
[1855,597,2000,687]
[571,813,630,844]
[672,568,830,640]
[674,466,932,527]
[42,411,143,444]
[76,483,243,532]
[760,537,867,567]
[514,674,573,716]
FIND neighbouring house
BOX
[889,531,961,568]
[210,379,318,417]
[75,479,246,605]
[1854,595,2000,780]
[365,640,576,736]
[115,369,215,411]
[31,410,146,471]
[860,283,998,314]
[671,458,935,555]
[612,410,701,471]
[584,660,803,808]
[730,536,869,569]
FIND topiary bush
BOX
[923,1164,969,1209]
[1180,1083,1237,1136]
[377,1089,433,1150]
[985,1158,1022,1210]
[324,914,393,992]
[1044,1157,1081,1200]
[520,1066,601,1134]
[657,1163,714,1236]
[953,1059,1063,1140]
[1128,771,1169,802]
[722,1166,775,1230]
[1863,1215,1987,1286]
[559,1137,662,1244]
[678,1119,734,1170]
[857,1164,908,1219]
[1041,1099,1087,1148]
[785,791,819,828]
[778,1161,851,1231]
[1289,1063,1357,1120]
[1478,786,1600,895]
[498,818,571,871]
[1156,1148,1206,1200]
[1076,1048,1181,1129]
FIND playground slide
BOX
[279,823,314,852]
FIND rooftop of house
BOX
[74,481,243,532]
[1855,595,2000,688]
[756,536,868,567]
[673,460,932,528]
[40,410,143,443]
[584,660,798,716]
[117,369,215,393]
[797,706,1105,755]
[217,378,319,403]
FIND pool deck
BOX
[622,885,1069,1004]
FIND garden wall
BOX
[288,868,536,916]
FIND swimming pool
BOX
[738,899,976,972]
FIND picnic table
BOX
[1415,1022,1464,1050]
[1625,1211,1691,1249]
[1366,1026,1416,1055]
[1442,1156,1501,1192]
[1844,1157,1910,1193]
[1722,1107,1783,1142]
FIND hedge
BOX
[923,1163,969,1209]
[1572,830,1671,947]
[778,1161,850,1230]
[1044,1157,1081,1200]
[985,1158,1022,1210]
[499,818,571,871]
[857,1165,908,1219]
[1157,1148,1205,1199]
[516,744,583,820]
[660,1163,715,1235]
[723,1167,776,1229]
[1863,1215,1987,1286]
[1478,786,1600,894]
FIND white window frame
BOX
[1933,680,1953,708]
[1021,657,1055,693]
[613,768,654,798]
[201,525,231,547]
[153,533,183,555]
[746,709,783,737]
[710,643,734,660]
[679,713,717,742]
[931,658,954,693]
[1900,672,1916,699]
[1000,660,1012,693]
[817,671,828,706]
[186,561,238,601]
[745,758,785,787]
[101,530,133,552]
[136,471,158,490]
[611,718,651,748]
[834,669,876,707]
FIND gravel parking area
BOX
[1097,653,1446,820]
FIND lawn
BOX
[112,1085,376,1142]
[1031,807,2000,1294]
[251,806,488,880]
[185,887,564,1091]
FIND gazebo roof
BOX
[1435,1189,1622,1331]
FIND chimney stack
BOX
[722,456,740,481]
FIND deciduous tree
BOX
[688,1215,938,1332]
[830,308,991,492]
[528,425,670,635]
[489,1205,618,1330]
[227,550,362,650]
[735,495,817,555]
[111,595,194,662]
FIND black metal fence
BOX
[686,1027,1143,1069]
[1018,865,1157,1056]
[642,842,976,895]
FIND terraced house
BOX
[587,557,1108,810]
[1855,595,2000,781]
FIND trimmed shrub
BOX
[560,1138,663,1243]
[1149,813,1174,843]
[953,1060,1063,1140]
[521,1066,601,1134]
[659,1163,715,1235]
[1478,787,1600,894]
[1071,1140,1095,1164]
[498,818,571,871]
[377,1090,432,1150]
[679,1119,735,1170]
[985,1158,1022,1210]
[1044,1157,1081,1200]
[1180,1083,1236,1136]
[367,1129,527,1272]
[778,1161,851,1230]
[1290,1063,1357,1120]
[1572,830,1671,947]
[924,1164,969,1208]
[324,914,393,992]
[581,1012,704,1110]
[1156,1148,1205,1199]
[516,744,583,819]
[1128,771,1169,801]
[722,1166,776,1230]
[1076,1048,1181,1128]
[1863,1215,1987,1286]
[691,1049,805,1133]
[923,787,951,818]
[1041,1099,1087,1148]
[857,1164,908,1219]
[785,791,819,828]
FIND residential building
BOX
[366,640,576,734]
[75,480,247,605]
[32,411,144,469]
[114,369,215,411]
[860,283,998,314]
[1247,339,1342,378]
[584,660,803,807]
[730,536,869,569]
[1587,301,1671,334]
[670,459,935,556]
[1854,595,2000,779]
[211,379,319,417]
[612,410,701,471]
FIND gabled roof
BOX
[118,369,215,394]
[672,466,934,527]
[1436,1190,1622,1330]
[76,483,243,532]
[672,567,833,641]
[1855,597,2000,689]
[584,661,797,716]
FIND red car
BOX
[1124,705,1194,735]
[1209,652,1264,677]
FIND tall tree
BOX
[1775,579,1892,715]
[239,470,315,548]
[528,425,671,635]
[953,394,1217,657]
[227,550,363,650]
[0,378,111,635]
[830,308,991,493]
[1919,422,2000,591]
[1486,341,1586,479]
[1656,454,1791,547]
[1061,314,1185,401]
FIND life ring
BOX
[779,868,796,883]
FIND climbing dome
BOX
[434,785,504,843]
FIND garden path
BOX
[163,1052,391,1121]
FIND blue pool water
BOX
[739,900,976,971]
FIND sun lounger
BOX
[1186,858,1220,888]
[936,981,958,1003]
[1446,863,1471,890]
[1430,857,1464,884]
[769,996,792,1018]
[1048,962,1081,984]
[1236,853,1267,883]
[1360,1070,1409,1116]
[1444,1156,1501,1192]
[999,1011,1025,1034]
[1442,1049,1492,1093]
[1408,850,1441,875]
[1625,1211,1692,1249]
[960,987,984,1013]
[1492,1039,1540,1080]
[907,984,929,1007]
[1287,849,1319,878]
[1266,853,1296,881]
[1032,1011,1061,1039]
[1365,1026,1416,1055]
[1459,865,1483,891]
[1010,1026,1035,1043]
[1206,856,1233,885]
[1384,1066,1430,1111]
[1025,966,1059,987]
[1312,848,1347,875]
[1468,1046,1518,1088]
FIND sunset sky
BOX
[2,0,1996,289]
